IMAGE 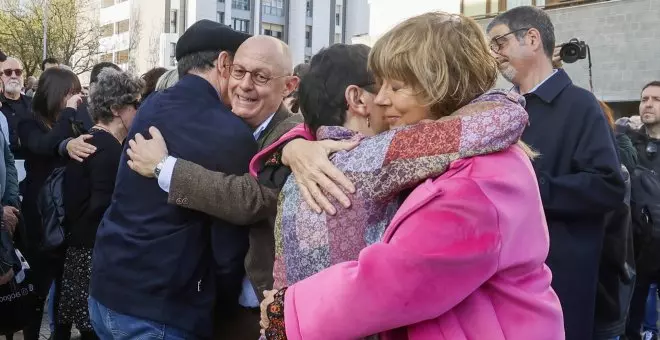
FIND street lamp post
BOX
[42,0,48,61]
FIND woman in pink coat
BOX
[260,12,565,340]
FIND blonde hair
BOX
[369,12,498,118]
[155,69,178,91]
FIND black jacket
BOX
[521,69,625,340]
[0,94,33,159]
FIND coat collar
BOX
[525,68,572,104]
[256,103,293,146]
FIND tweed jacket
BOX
[168,105,302,299]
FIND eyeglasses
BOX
[2,69,23,77]
[489,28,531,54]
[228,64,288,86]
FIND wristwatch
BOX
[153,155,168,178]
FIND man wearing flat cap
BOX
[88,20,257,339]
[121,30,302,340]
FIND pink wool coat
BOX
[282,146,565,340]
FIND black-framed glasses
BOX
[2,69,23,77]
[228,64,288,86]
[489,28,531,54]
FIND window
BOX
[170,10,178,34]
[170,43,177,66]
[262,0,284,16]
[232,0,250,10]
[335,4,341,25]
[460,0,606,18]
[116,49,129,64]
[217,11,225,23]
[100,23,114,37]
[263,23,284,40]
[306,0,312,17]
[305,25,312,48]
[116,19,129,34]
[101,0,114,8]
[100,53,113,63]
[232,18,250,33]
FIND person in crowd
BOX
[283,63,308,113]
[123,34,301,340]
[625,81,660,340]
[42,58,60,71]
[58,62,122,162]
[140,67,168,101]
[593,100,636,340]
[484,6,625,340]
[0,57,32,159]
[17,67,83,340]
[87,20,257,340]
[256,12,563,339]
[155,69,179,91]
[55,69,143,340]
[24,76,38,97]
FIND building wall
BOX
[476,0,660,103]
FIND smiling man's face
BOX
[228,36,297,128]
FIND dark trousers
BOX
[214,305,261,340]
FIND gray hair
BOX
[487,6,555,59]
[155,69,179,91]
[89,68,144,124]
[177,50,227,78]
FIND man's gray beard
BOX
[4,82,22,95]
[500,67,517,84]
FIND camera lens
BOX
[560,43,580,63]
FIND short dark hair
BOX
[140,67,168,99]
[642,81,660,94]
[32,68,82,125]
[299,44,375,134]
[89,68,143,124]
[0,50,6,62]
[487,6,555,59]
[41,57,60,71]
[177,50,225,78]
[288,63,311,113]
[90,62,121,84]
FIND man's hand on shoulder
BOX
[67,134,96,162]
[127,126,169,178]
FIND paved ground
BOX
[3,305,80,340]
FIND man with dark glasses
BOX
[487,6,625,340]
[0,57,31,159]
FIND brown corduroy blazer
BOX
[168,105,302,300]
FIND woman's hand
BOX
[281,139,357,215]
[66,94,83,110]
[260,289,278,331]
[67,134,97,162]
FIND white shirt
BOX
[156,113,276,308]
[514,69,559,95]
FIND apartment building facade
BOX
[97,0,369,76]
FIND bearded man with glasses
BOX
[486,6,625,340]
[0,57,31,159]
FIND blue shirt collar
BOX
[253,113,276,140]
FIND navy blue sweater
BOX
[90,75,257,337]
[521,69,625,340]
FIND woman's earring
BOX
[367,117,371,128]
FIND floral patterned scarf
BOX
[273,90,529,288]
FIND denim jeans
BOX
[88,297,197,340]
[645,283,659,333]
[48,281,56,332]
